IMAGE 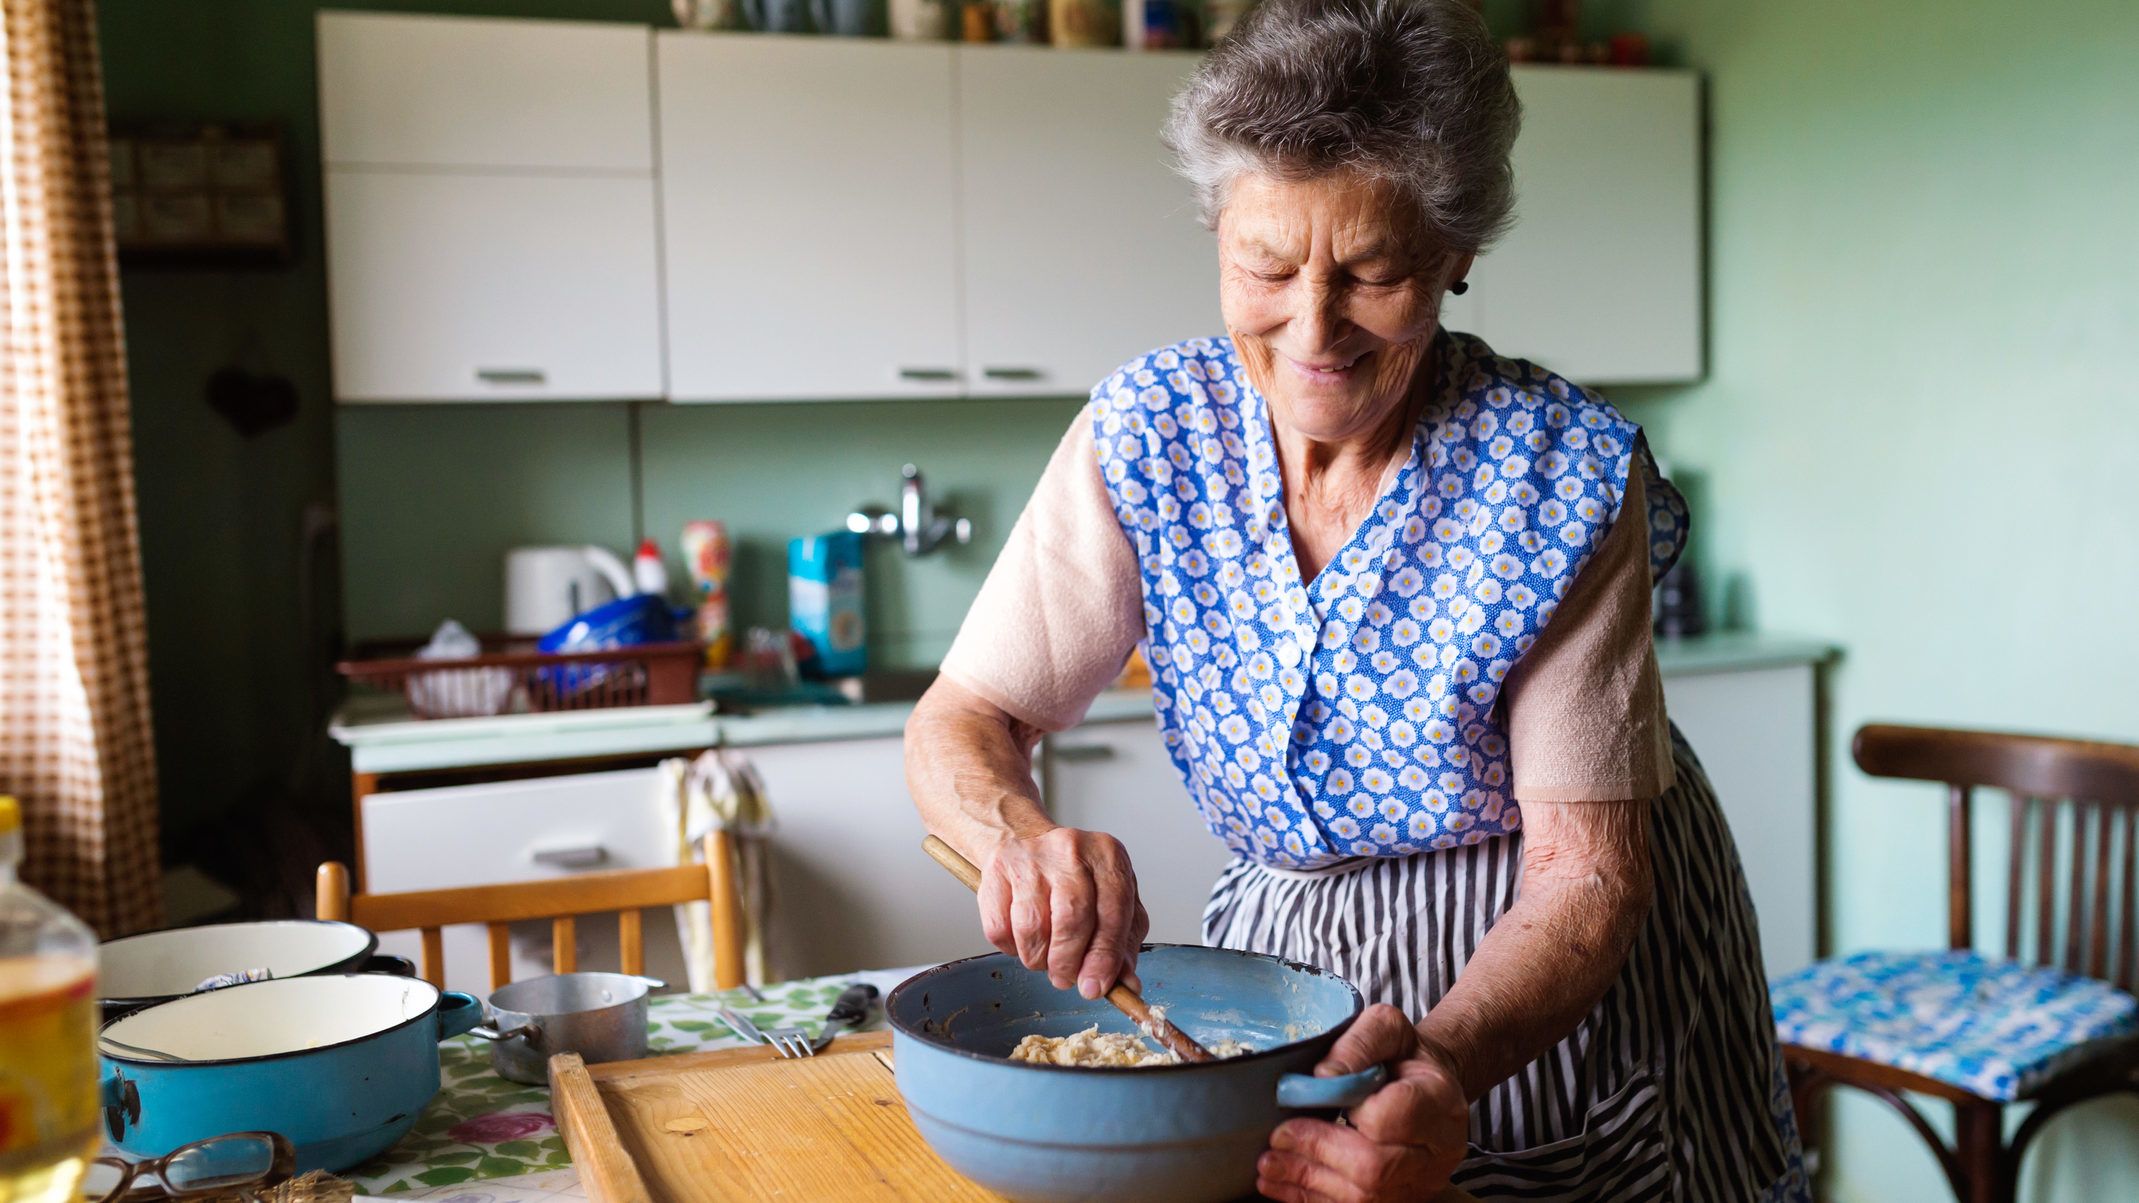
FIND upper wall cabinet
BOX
[654,38,1215,403]
[1443,67,1703,385]
[318,12,653,172]
[318,13,664,402]
[318,15,1703,402]
[657,36,964,403]
[956,49,1219,399]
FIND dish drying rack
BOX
[337,635,704,719]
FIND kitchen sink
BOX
[825,668,939,705]
[703,668,938,713]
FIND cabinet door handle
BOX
[476,367,546,385]
[897,366,957,382]
[1050,743,1116,763]
[530,844,608,869]
[982,366,1044,382]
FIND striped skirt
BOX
[1202,728,1810,1202]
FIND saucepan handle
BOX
[469,1022,541,1044]
[1275,1064,1389,1110]
[435,992,485,1040]
[101,1068,141,1139]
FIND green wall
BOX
[337,396,1084,665]
[1619,1,2139,1199]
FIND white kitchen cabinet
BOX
[317,12,652,172]
[318,17,1705,405]
[1660,659,1821,981]
[955,49,1220,398]
[317,13,664,402]
[324,171,663,402]
[744,736,995,978]
[1043,719,1233,946]
[657,35,965,402]
[1457,67,1703,385]
[361,768,688,997]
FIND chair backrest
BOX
[316,830,743,992]
[1855,723,2139,991]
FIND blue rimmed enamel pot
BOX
[888,943,1386,1203]
[97,973,482,1172]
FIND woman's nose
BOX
[1290,280,1347,350]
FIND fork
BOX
[717,1005,814,1059]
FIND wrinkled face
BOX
[1218,171,1469,446]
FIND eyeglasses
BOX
[81,1132,296,1203]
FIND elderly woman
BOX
[906,1,1805,1199]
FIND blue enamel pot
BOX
[97,974,482,1172]
[888,944,1386,1203]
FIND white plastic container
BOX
[633,538,670,598]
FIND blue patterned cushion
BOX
[1771,950,2139,1101]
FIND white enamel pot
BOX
[98,919,414,1022]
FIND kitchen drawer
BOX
[317,12,653,172]
[362,768,688,995]
[363,768,675,889]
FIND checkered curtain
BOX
[0,0,160,936]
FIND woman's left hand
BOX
[1256,1003,1469,1203]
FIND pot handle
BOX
[469,1022,541,1044]
[1275,1064,1389,1111]
[360,954,418,978]
[436,992,484,1041]
[101,1068,140,1139]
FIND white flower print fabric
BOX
[1092,331,1687,871]
[1770,949,2139,1101]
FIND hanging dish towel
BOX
[656,748,774,990]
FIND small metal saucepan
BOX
[470,972,663,1084]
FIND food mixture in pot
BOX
[1008,1013,1252,1067]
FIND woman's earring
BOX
[1449,280,1470,296]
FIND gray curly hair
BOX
[1163,0,1521,255]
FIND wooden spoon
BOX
[922,834,1217,1063]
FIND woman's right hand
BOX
[978,825,1150,999]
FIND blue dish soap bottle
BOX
[788,531,866,679]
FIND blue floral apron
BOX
[1091,329,1687,871]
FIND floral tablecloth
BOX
[350,966,920,1197]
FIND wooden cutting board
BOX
[551,1032,1001,1203]
[550,1033,1478,1203]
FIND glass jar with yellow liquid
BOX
[0,796,100,1203]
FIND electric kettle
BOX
[503,545,637,636]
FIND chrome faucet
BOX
[847,464,973,557]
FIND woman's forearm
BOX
[904,678,1055,861]
[1413,798,1654,1101]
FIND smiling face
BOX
[1218,171,1470,447]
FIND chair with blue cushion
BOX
[1773,724,2139,1203]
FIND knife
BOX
[811,983,879,1051]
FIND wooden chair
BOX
[1780,724,2139,1203]
[316,831,747,993]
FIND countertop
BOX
[331,631,1835,776]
